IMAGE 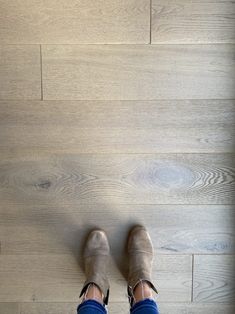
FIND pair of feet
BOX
[80,225,158,306]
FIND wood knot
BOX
[36,180,51,190]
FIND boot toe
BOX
[128,225,153,254]
[84,230,110,257]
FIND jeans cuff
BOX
[77,299,107,314]
[131,298,159,314]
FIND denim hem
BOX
[77,299,107,314]
[131,298,159,314]
[77,298,159,314]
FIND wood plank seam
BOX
[40,45,43,101]
[150,0,152,44]
[192,254,235,303]
[191,254,194,302]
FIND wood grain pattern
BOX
[193,255,235,303]
[0,154,234,205]
[20,303,76,314]
[1,100,234,128]
[19,302,235,314]
[42,44,235,100]
[0,303,19,314]
[0,0,150,44]
[0,100,234,153]
[152,0,235,44]
[0,1,234,311]
[0,254,191,302]
[0,205,234,255]
[158,303,235,314]
[0,46,41,100]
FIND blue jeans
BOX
[77,299,159,314]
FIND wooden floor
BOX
[0,1,235,313]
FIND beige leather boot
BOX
[79,230,110,304]
[127,225,158,305]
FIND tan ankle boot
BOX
[127,226,158,305]
[80,230,110,304]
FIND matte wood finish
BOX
[20,303,77,314]
[0,100,234,153]
[0,254,192,302]
[152,0,235,43]
[0,205,234,255]
[0,154,234,205]
[1,100,234,128]
[157,304,235,314]
[193,255,235,303]
[0,0,235,313]
[0,0,150,44]
[42,44,235,100]
[0,46,41,100]
[0,303,19,314]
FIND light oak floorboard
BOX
[152,0,235,44]
[158,303,235,314]
[0,205,234,255]
[0,46,41,100]
[0,100,234,153]
[0,153,234,205]
[42,45,235,100]
[0,0,150,44]
[193,255,235,303]
[20,303,77,314]
[0,254,191,302]
[0,303,19,314]
[1,100,234,128]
